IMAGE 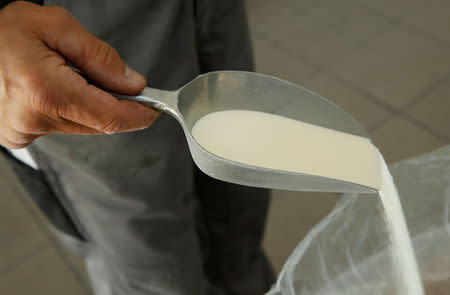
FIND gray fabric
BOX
[26,1,273,294]
[0,147,84,240]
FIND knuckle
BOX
[22,121,42,134]
[0,77,50,135]
[99,118,124,134]
[28,91,49,112]
[4,141,29,149]
[10,114,44,134]
[4,1,30,13]
[9,132,32,145]
[3,1,22,13]
[47,6,73,27]
[24,79,60,118]
[0,129,33,148]
[86,41,119,65]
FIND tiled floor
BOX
[0,0,449,293]
[249,0,450,275]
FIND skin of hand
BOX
[0,1,160,149]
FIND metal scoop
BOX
[114,71,377,194]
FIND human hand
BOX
[0,1,159,149]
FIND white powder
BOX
[192,110,380,189]
[378,152,424,294]
[193,110,424,293]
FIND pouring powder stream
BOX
[378,154,424,294]
[193,110,424,293]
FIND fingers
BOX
[0,124,39,149]
[0,133,29,149]
[52,118,103,135]
[53,66,160,134]
[37,6,146,95]
[0,115,102,150]
[37,7,158,134]
[0,2,157,144]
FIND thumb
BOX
[40,6,146,95]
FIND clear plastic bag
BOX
[268,145,450,295]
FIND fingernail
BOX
[125,66,145,87]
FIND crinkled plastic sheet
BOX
[268,145,450,295]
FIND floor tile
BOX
[0,247,91,295]
[263,191,339,274]
[279,1,394,67]
[406,79,450,140]
[252,37,317,86]
[0,157,49,272]
[305,73,392,130]
[356,0,428,20]
[371,116,447,163]
[406,1,450,45]
[333,25,450,108]
[246,0,317,36]
[250,0,394,67]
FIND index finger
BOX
[53,65,160,134]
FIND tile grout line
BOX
[401,114,450,142]
[250,0,416,87]
[332,75,450,141]
[356,0,450,49]
[252,5,402,81]
[352,0,428,25]
[0,241,49,277]
[322,1,405,70]
[402,71,450,109]
[367,113,396,133]
[254,25,446,137]
[251,0,449,121]
[252,31,321,71]
[332,74,402,113]
[321,22,398,76]
[252,29,399,132]
[404,23,450,50]
[369,108,450,142]
[308,66,449,138]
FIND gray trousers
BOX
[26,1,274,294]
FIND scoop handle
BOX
[113,88,180,118]
[70,66,180,118]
